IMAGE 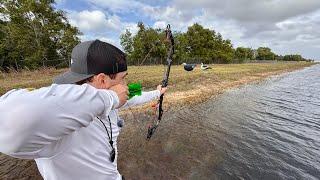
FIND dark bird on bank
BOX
[201,63,212,70]
[182,63,197,71]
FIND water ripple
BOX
[191,64,320,179]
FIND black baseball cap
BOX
[54,40,127,84]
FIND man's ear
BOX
[97,73,114,89]
[96,73,107,83]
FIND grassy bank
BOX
[0,61,316,107]
[0,61,316,179]
[0,62,315,95]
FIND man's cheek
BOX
[117,79,126,85]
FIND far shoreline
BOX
[122,62,317,113]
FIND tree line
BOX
[121,23,313,65]
[0,0,81,71]
[0,1,313,71]
[120,23,235,65]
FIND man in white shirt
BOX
[0,40,166,180]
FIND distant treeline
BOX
[0,1,314,71]
[121,23,314,65]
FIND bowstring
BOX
[124,39,164,138]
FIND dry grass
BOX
[0,68,65,95]
[0,62,315,111]
[0,62,315,96]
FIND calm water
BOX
[118,65,320,179]
[182,64,320,179]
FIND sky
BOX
[55,0,320,60]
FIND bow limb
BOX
[147,24,174,140]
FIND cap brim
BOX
[53,71,94,84]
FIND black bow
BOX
[146,24,174,140]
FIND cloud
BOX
[141,0,320,59]
[153,21,166,29]
[61,0,320,59]
[54,0,66,4]
[87,0,147,13]
[67,10,122,34]
[173,0,320,23]
[121,22,140,35]
[66,9,141,49]
[163,0,320,36]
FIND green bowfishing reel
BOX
[128,83,142,99]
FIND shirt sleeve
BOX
[0,84,119,159]
[121,90,160,109]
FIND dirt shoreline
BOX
[0,63,316,179]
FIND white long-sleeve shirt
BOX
[0,84,160,180]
